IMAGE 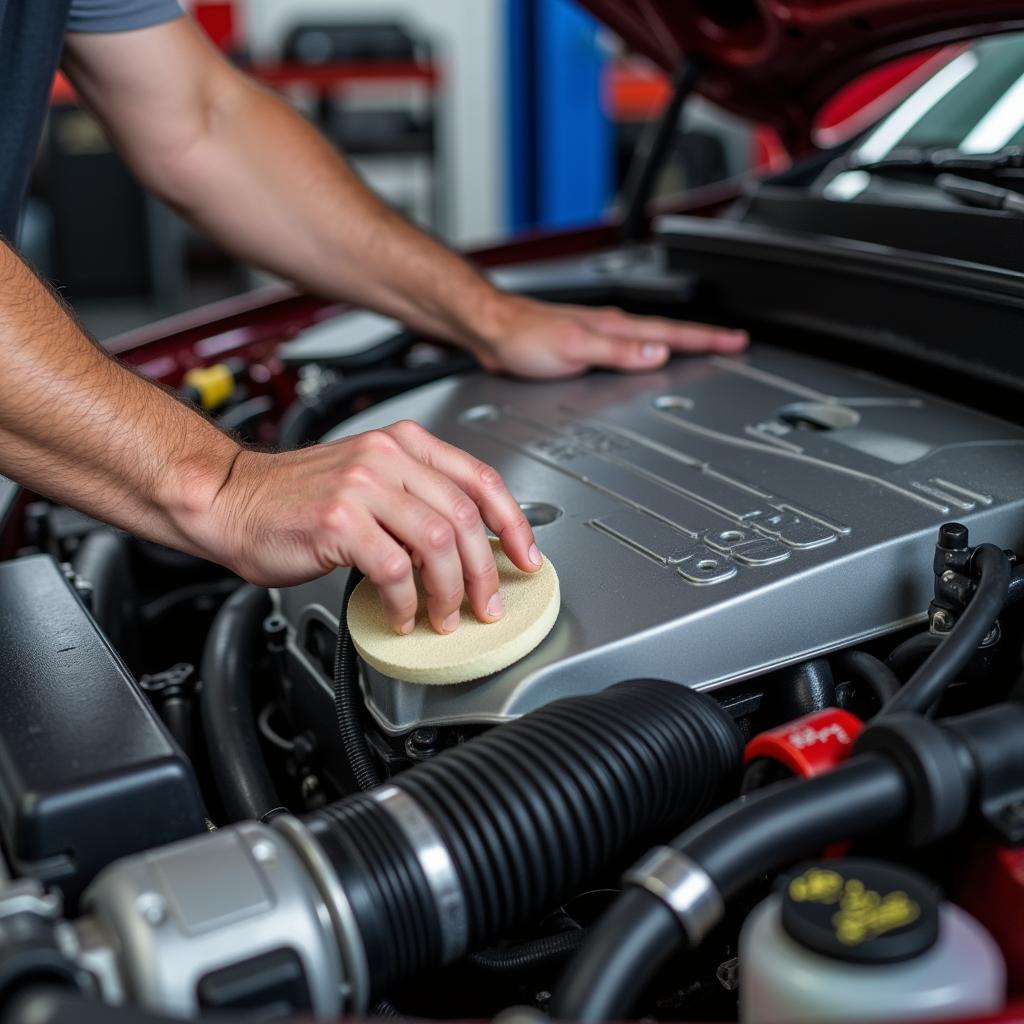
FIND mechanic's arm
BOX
[61,18,747,379]
[0,244,539,633]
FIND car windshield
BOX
[854,33,1024,163]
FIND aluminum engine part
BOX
[77,822,353,1019]
[276,345,1024,734]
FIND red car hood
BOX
[580,0,1024,149]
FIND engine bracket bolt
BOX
[251,840,277,865]
[136,893,167,926]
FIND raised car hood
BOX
[581,0,1024,148]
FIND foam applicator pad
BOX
[347,540,560,685]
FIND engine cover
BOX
[276,346,1024,734]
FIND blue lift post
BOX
[506,0,611,232]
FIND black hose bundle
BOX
[72,529,139,660]
[832,649,900,706]
[886,632,942,678]
[200,585,281,821]
[304,679,743,997]
[555,692,1024,1022]
[1008,564,1024,606]
[770,659,836,719]
[882,543,1010,716]
[469,930,586,972]
[277,354,475,450]
[553,754,910,1022]
[550,533,1016,1021]
[333,569,381,792]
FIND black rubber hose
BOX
[304,679,743,997]
[773,658,835,719]
[1007,565,1024,606]
[218,394,274,439]
[553,753,908,1022]
[886,632,942,679]
[683,753,907,897]
[72,529,138,658]
[277,355,475,450]
[157,696,194,762]
[882,543,1011,716]
[885,561,1024,682]
[200,585,280,821]
[832,649,901,706]
[552,889,682,1022]
[333,569,381,792]
[469,929,587,972]
[141,578,242,625]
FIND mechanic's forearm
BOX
[153,78,507,352]
[0,244,239,555]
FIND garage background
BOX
[28,0,919,339]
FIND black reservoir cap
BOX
[781,859,940,964]
[0,556,205,904]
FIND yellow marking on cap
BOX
[183,363,235,411]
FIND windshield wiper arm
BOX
[935,173,1024,217]
[846,145,1024,175]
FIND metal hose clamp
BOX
[271,814,370,1014]
[623,846,724,947]
[371,785,468,962]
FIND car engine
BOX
[2,306,1024,1024]
[278,346,1024,735]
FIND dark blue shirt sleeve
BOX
[67,0,184,33]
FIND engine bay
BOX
[1,245,1024,1024]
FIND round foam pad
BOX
[347,541,560,685]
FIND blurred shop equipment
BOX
[35,12,443,320]
[261,21,444,229]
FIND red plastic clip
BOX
[744,707,864,779]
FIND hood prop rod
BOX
[620,56,702,244]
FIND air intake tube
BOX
[79,680,742,1020]
[303,679,742,997]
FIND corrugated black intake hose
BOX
[333,569,381,792]
[200,585,281,822]
[304,679,743,997]
[553,753,909,1022]
[881,543,1011,716]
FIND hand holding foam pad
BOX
[347,540,559,685]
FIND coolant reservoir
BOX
[740,859,1004,1024]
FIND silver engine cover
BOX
[276,346,1024,734]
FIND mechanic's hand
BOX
[472,295,748,378]
[212,420,540,635]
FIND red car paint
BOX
[578,0,1024,151]
[105,185,744,423]
[963,846,1024,996]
